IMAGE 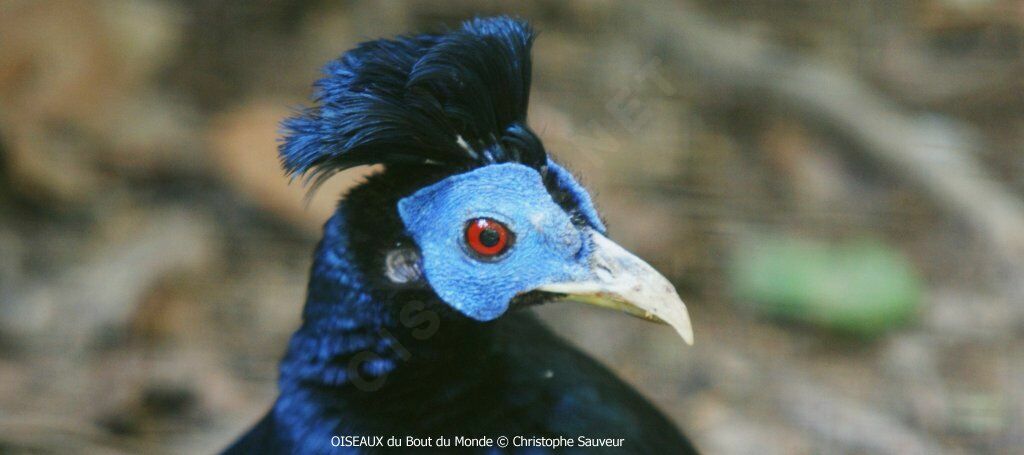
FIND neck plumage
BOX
[278,211,398,392]
[271,209,497,448]
[278,208,490,392]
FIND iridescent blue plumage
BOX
[225,16,697,454]
[280,17,544,189]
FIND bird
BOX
[224,16,697,454]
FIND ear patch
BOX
[384,247,423,284]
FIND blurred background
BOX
[1,0,1023,453]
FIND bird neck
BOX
[272,210,499,446]
[277,210,488,394]
[278,211,393,392]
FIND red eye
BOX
[465,218,512,258]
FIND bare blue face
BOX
[397,163,601,320]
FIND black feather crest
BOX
[281,16,547,188]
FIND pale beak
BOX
[536,231,694,345]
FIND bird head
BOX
[280,17,692,344]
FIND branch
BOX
[632,1,1024,263]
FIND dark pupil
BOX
[479,227,501,248]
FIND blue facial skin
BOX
[398,162,602,321]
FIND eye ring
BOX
[465,218,513,259]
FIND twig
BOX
[631,1,1024,263]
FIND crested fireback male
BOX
[224,16,697,454]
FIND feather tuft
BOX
[280,16,546,187]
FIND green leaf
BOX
[729,235,922,337]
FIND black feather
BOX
[280,16,547,190]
